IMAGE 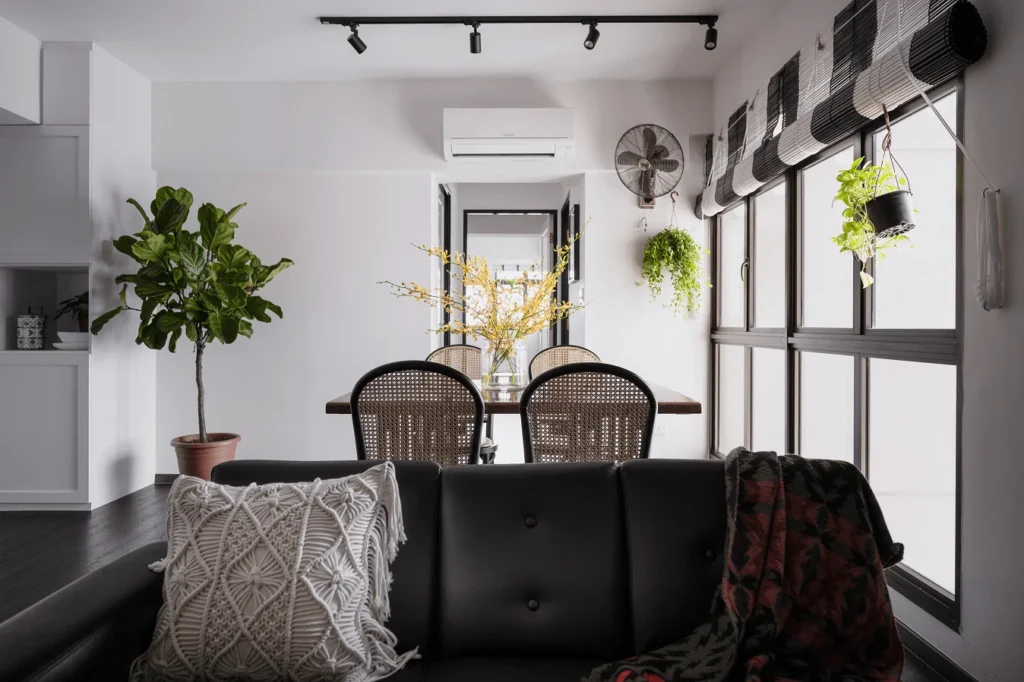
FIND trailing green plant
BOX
[640,226,708,315]
[55,291,89,330]
[90,187,293,442]
[833,156,910,288]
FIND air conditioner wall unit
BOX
[443,108,575,162]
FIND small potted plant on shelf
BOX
[640,226,708,317]
[833,153,914,288]
[55,291,89,332]
[91,187,293,479]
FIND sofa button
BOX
[525,516,537,528]
[527,599,539,611]
[705,548,717,560]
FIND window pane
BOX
[799,352,855,463]
[869,359,957,594]
[718,205,746,328]
[753,183,786,328]
[717,344,745,454]
[751,348,786,454]
[872,93,958,329]
[801,146,854,328]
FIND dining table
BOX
[325,383,702,415]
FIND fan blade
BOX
[643,128,658,159]
[651,145,670,160]
[651,158,680,173]
[616,150,644,167]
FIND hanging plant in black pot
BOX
[832,111,914,288]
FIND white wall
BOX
[87,45,157,507]
[582,138,710,460]
[710,0,1023,677]
[0,16,40,124]
[152,78,712,471]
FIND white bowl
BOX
[58,331,90,344]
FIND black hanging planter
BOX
[866,189,915,239]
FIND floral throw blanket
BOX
[587,449,905,682]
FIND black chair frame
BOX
[351,359,485,465]
[520,362,657,463]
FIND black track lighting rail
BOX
[318,15,719,28]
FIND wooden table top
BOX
[326,383,701,416]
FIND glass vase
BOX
[483,341,528,390]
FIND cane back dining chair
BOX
[425,344,498,462]
[351,360,485,466]
[520,362,656,463]
[528,345,601,380]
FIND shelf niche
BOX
[0,265,89,351]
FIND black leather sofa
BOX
[0,459,727,681]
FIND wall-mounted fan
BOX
[615,124,684,208]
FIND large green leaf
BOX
[90,306,123,335]
[185,323,198,343]
[131,234,169,263]
[139,322,169,350]
[126,199,152,228]
[265,301,283,319]
[168,327,183,353]
[217,244,251,269]
[113,235,141,260]
[151,187,193,216]
[135,279,172,299]
[210,221,236,249]
[238,319,253,338]
[198,204,225,249]
[114,273,139,285]
[219,316,240,344]
[215,282,247,309]
[156,311,186,333]
[179,240,206,278]
[153,198,189,234]
[140,298,158,325]
[223,202,247,223]
[245,296,272,323]
[119,284,128,307]
[207,313,224,343]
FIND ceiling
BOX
[0,0,783,82]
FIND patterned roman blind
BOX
[696,0,988,218]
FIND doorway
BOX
[462,209,558,361]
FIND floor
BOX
[0,485,946,681]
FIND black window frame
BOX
[707,77,964,631]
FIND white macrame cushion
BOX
[131,462,416,681]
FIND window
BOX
[709,81,962,629]
[718,204,746,329]
[753,183,786,329]
[800,146,855,328]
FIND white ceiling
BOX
[0,0,784,82]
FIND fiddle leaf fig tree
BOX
[91,187,293,442]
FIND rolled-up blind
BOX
[696,0,988,219]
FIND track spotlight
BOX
[704,24,718,51]
[470,23,482,54]
[584,22,600,50]
[347,25,367,54]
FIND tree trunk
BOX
[196,340,207,442]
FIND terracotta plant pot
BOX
[171,433,240,480]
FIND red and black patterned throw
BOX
[587,449,905,682]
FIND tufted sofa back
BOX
[210,457,727,660]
